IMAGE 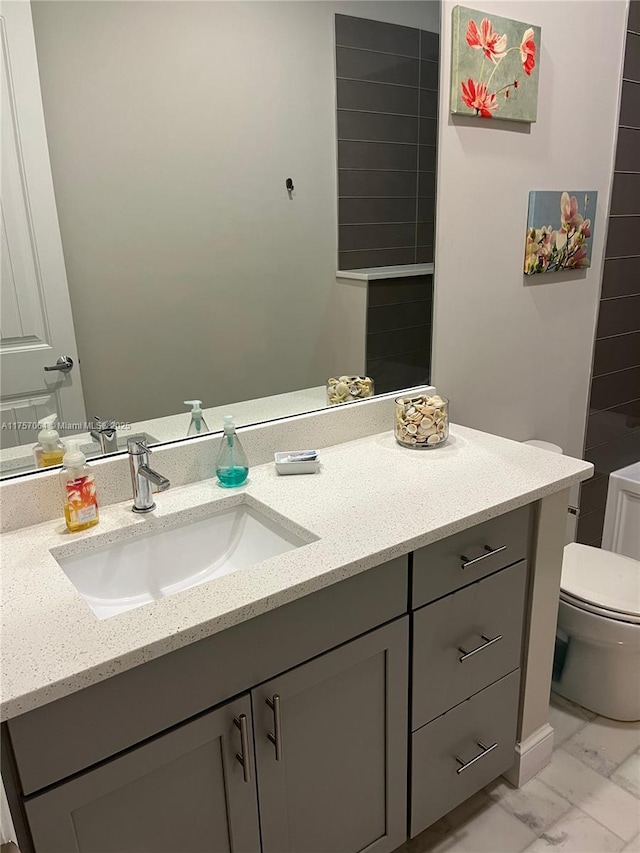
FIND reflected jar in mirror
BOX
[326,376,374,405]
[395,394,449,449]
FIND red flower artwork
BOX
[465,18,507,63]
[454,8,539,122]
[460,78,498,117]
[520,27,536,76]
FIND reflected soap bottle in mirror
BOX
[33,414,66,468]
[216,415,249,488]
[184,400,210,437]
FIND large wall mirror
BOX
[0,0,440,478]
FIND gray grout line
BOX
[335,43,437,63]
[337,137,433,147]
[339,168,416,173]
[599,293,640,302]
[340,221,419,226]
[337,74,438,95]
[591,363,640,381]
[587,394,640,416]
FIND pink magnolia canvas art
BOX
[451,6,541,123]
[524,191,598,275]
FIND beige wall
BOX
[432,0,627,459]
[31,0,439,424]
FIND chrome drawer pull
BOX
[455,741,498,774]
[458,634,503,662]
[266,694,282,761]
[233,714,251,783]
[460,544,507,569]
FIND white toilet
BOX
[554,543,640,721]
[524,443,640,721]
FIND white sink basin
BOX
[54,503,308,619]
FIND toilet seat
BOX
[561,543,640,624]
[560,590,640,625]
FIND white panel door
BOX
[0,0,85,450]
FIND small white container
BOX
[274,451,320,475]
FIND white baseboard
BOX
[502,723,555,788]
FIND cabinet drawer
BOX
[412,561,527,728]
[410,669,520,837]
[412,505,530,607]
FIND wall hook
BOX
[286,177,294,197]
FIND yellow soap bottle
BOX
[33,414,65,468]
[59,441,99,532]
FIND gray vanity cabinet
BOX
[4,507,535,853]
[21,618,408,853]
[253,617,409,853]
[24,695,261,853]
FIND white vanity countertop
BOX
[0,424,592,720]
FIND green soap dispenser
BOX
[184,400,210,436]
[216,415,248,487]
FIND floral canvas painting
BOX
[524,191,597,275]
[451,6,540,122]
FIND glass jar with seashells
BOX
[326,376,374,405]
[395,394,449,448]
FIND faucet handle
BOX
[95,415,116,431]
[127,438,151,455]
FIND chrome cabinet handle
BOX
[266,694,282,761]
[44,355,73,373]
[233,714,251,782]
[460,544,507,569]
[458,634,503,662]
[455,741,498,774]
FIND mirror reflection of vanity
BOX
[0,0,440,478]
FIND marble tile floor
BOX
[396,693,640,853]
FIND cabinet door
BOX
[253,617,408,853]
[25,695,260,853]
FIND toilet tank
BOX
[602,461,640,560]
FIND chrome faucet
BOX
[128,438,170,513]
[90,416,119,454]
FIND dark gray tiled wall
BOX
[335,14,439,271]
[366,275,433,393]
[577,2,640,547]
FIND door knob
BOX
[44,356,74,373]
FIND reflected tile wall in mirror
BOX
[366,275,433,394]
[336,15,439,270]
